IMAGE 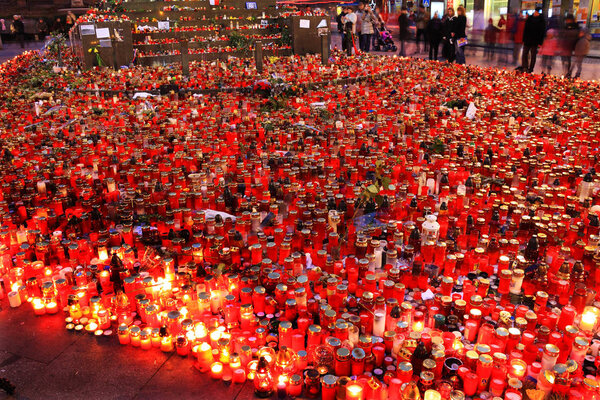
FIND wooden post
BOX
[320,33,329,65]
[180,36,190,76]
[254,40,263,74]
[111,36,118,70]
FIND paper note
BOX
[80,24,95,35]
[99,39,112,47]
[96,27,110,39]
[157,21,170,31]
[316,19,328,28]
[299,19,310,29]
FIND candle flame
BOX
[347,384,363,395]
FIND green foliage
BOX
[280,24,292,46]
[430,137,446,155]
[228,31,253,52]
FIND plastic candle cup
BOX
[509,359,527,380]
[8,291,22,308]
[232,368,246,384]
[117,324,130,345]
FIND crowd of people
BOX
[1,11,78,48]
[336,3,593,78]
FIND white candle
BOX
[37,180,46,194]
[8,291,21,308]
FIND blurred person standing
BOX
[569,28,590,78]
[442,7,456,62]
[453,5,467,65]
[11,15,25,48]
[415,5,430,53]
[360,3,376,52]
[341,6,357,56]
[484,18,499,60]
[520,7,545,73]
[36,18,48,41]
[427,12,443,60]
[539,28,558,74]
[508,12,526,65]
[355,3,365,52]
[398,7,410,56]
[559,14,580,77]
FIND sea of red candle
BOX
[1,47,600,400]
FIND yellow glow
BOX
[200,342,212,352]
[413,321,424,332]
[424,390,441,400]
[180,307,188,318]
[11,282,19,292]
[32,298,44,309]
[195,323,208,338]
[347,384,363,395]
[210,330,221,342]
[98,248,108,262]
[278,375,287,384]
[211,362,223,373]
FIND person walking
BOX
[560,14,580,77]
[360,3,376,52]
[569,28,590,78]
[442,7,456,62]
[427,12,443,60]
[11,15,25,49]
[415,5,430,53]
[453,5,467,65]
[398,7,410,56]
[484,18,499,60]
[520,7,546,73]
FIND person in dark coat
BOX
[521,7,546,73]
[484,18,500,60]
[452,5,467,64]
[442,7,456,62]
[427,12,443,60]
[36,18,48,41]
[560,14,580,77]
[398,7,410,56]
[11,15,25,48]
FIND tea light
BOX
[210,362,224,380]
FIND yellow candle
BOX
[197,342,214,368]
